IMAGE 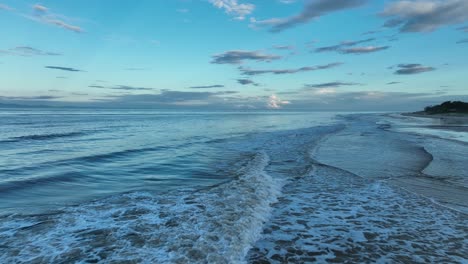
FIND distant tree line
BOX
[424,101,468,114]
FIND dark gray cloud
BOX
[456,39,468,44]
[45,66,82,72]
[237,79,259,86]
[239,62,343,76]
[386,81,401,85]
[211,50,281,64]
[315,38,375,53]
[380,0,468,32]
[0,95,61,100]
[189,85,225,89]
[394,64,435,75]
[340,46,389,54]
[304,82,361,89]
[111,85,156,91]
[256,0,368,32]
[88,85,156,91]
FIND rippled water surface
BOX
[0,109,466,263]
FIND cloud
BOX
[380,0,468,33]
[458,25,468,32]
[209,0,255,20]
[0,46,62,56]
[456,39,468,44]
[45,66,82,72]
[394,64,436,75]
[89,85,106,89]
[111,85,156,91]
[253,0,368,32]
[239,62,342,76]
[211,50,281,64]
[33,4,48,12]
[267,94,290,109]
[273,45,295,50]
[387,81,401,85]
[304,82,361,88]
[340,46,389,54]
[0,95,61,100]
[30,4,83,33]
[314,38,375,52]
[189,85,225,89]
[0,3,13,11]
[237,79,259,86]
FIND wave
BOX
[2,132,85,143]
[0,151,283,263]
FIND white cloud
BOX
[267,94,290,109]
[209,0,255,20]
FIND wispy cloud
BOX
[89,85,106,89]
[380,0,468,33]
[189,85,225,89]
[209,0,255,20]
[340,46,389,54]
[273,45,295,50]
[29,4,83,33]
[0,46,61,56]
[211,50,281,64]
[252,0,368,32]
[456,39,468,44]
[386,81,401,85]
[457,25,468,32]
[45,66,82,72]
[88,84,157,91]
[0,95,61,100]
[394,64,435,75]
[239,62,342,76]
[314,38,375,52]
[0,3,13,11]
[304,82,361,89]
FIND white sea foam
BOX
[0,151,283,263]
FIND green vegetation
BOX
[424,101,468,114]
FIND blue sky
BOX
[1,0,467,110]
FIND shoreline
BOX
[402,112,468,124]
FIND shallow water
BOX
[0,109,466,263]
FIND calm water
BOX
[0,109,466,263]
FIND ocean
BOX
[0,109,466,263]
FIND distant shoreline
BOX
[402,112,468,124]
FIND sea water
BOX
[0,109,466,263]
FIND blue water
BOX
[0,109,466,263]
[0,109,337,212]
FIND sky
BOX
[1,0,467,111]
